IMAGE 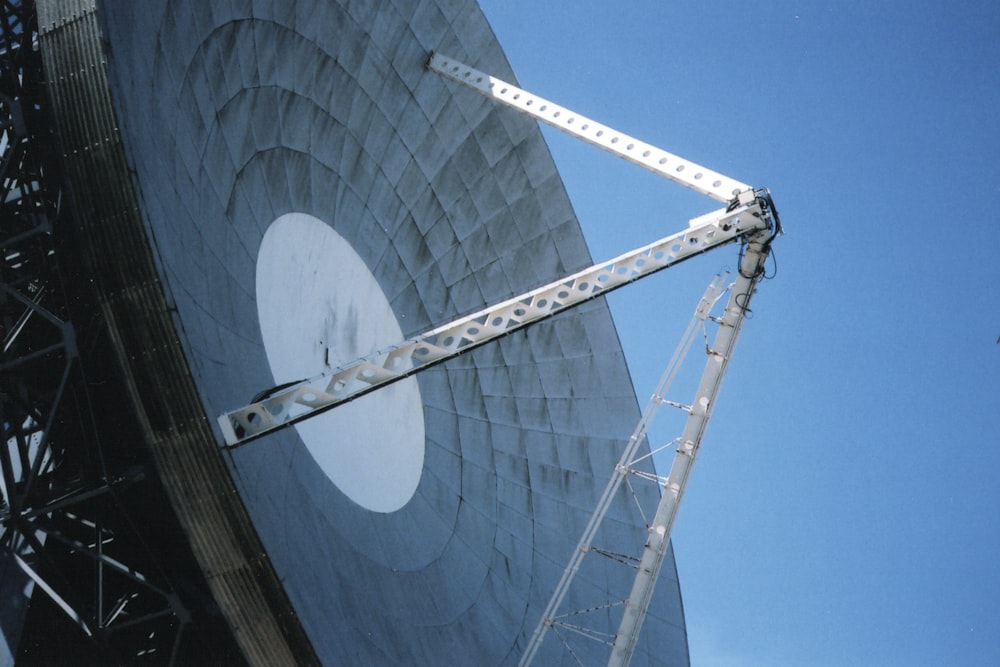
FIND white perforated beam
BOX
[428,52,752,203]
[218,200,771,447]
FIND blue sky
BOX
[479,2,1000,665]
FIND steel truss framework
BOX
[0,1,190,660]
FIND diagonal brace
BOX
[218,199,773,446]
[428,52,751,203]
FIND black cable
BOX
[763,245,778,280]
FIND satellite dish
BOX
[31,0,689,663]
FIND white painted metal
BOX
[219,202,770,446]
[428,53,752,203]
[256,212,425,513]
[518,274,731,666]
[607,232,773,666]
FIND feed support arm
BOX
[218,196,775,447]
[428,52,751,203]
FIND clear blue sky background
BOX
[479,2,999,665]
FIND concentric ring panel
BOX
[36,0,688,663]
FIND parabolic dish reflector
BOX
[35,0,688,663]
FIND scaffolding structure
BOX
[0,1,197,660]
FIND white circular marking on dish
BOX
[256,212,424,513]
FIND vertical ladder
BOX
[518,273,730,664]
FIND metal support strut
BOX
[219,198,771,446]
[518,272,731,665]
[609,232,772,665]
[427,53,751,204]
